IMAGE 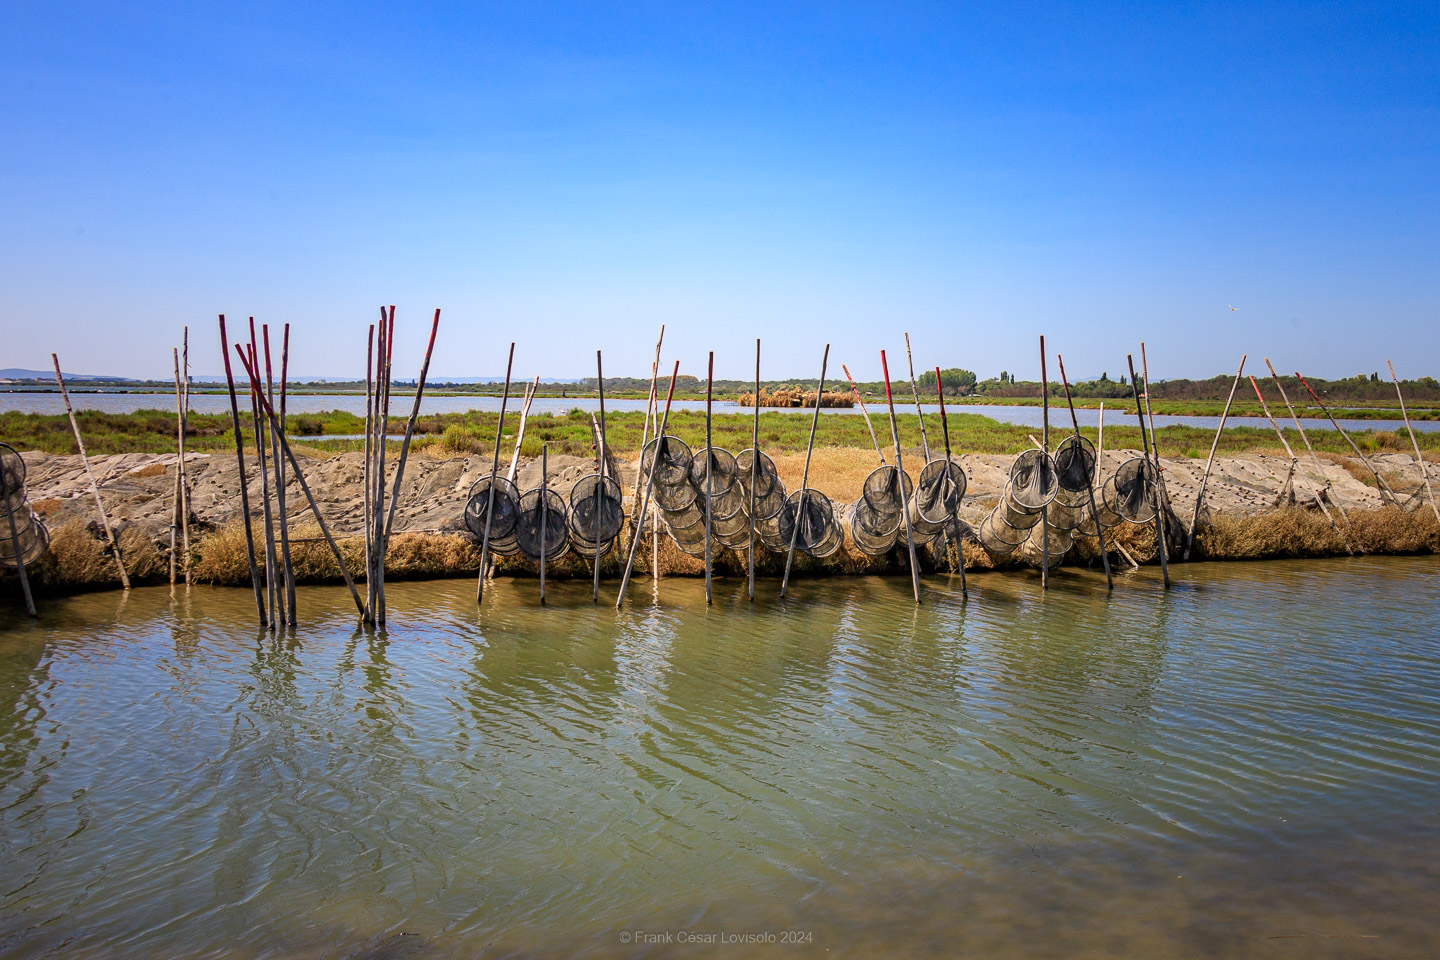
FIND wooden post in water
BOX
[362,323,375,621]
[1128,354,1170,588]
[179,326,192,586]
[1295,371,1400,506]
[1057,354,1112,590]
[1184,354,1246,561]
[880,350,921,604]
[218,316,265,624]
[934,366,967,596]
[539,443,549,606]
[233,347,365,615]
[1265,359,1347,522]
[904,333,931,462]
[170,346,182,586]
[780,345,829,600]
[278,324,295,624]
[384,309,442,543]
[1,455,37,617]
[617,361,681,608]
[704,351,715,605]
[477,343,516,605]
[1387,360,1439,522]
[374,306,395,625]
[842,363,885,464]
[593,350,608,603]
[1039,338,1055,585]
[262,324,286,627]
[748,339,760,602]
[1139,343,1175,560]
[636,325,665,583]
[51,353,130,590]
[247,323,278,630]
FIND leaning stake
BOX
[1265,359,1347,522]
[384,308,442,542]
[1296,371,1399,506]
[780,345,830,599]
[933,367,967,595]
[617,361,681,608]
[52,353,130,590]
[218,317,265,623]
[881,350,921,604]
[904,333,931,462]
[1387,361,1438,522]
[1128,354,1170,588]
[477,343,516,605]
[1056,355,1112,590]
[1184,354,1246,560]
[842,363,885,464]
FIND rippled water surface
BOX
[2,559,1438,958]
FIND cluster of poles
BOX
[4,318,1437,622]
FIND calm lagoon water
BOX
[1,557,1438,958]
[4,391,1436,434]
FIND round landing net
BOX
[0,509,47,568]
[786,489,843,558]
[736,449,783,500]
[910,458,967,536]
[515,487,570,563]
[687,447,739,502]
[0,443,26,503]
[465,476,521,543]
[1019,523,1072,569]
[1105,457,1159,524]
[567,474,624,553]
[978,513,1021,556]
[639,436,693,489]
[846,500,900,556]
[861,465,914,518]
[1008,449,1059,510]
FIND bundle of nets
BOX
[515,486,570,563]
[977,449,1057,560]
[735,448,787,525]
[908,458,967,540]
[1044,436,1097,533]
[781,489,843,559]
[1103,457,1159,524]
[465,475,523,556]
[567,474,624,559]
[846,465,912,556]
[0,443,47,570]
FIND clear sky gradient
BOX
[4,2,1437,383]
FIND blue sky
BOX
[3,2,1436,382]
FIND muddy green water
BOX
[2,559,1438,959]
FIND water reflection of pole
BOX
[1185,354,1246,561]
[1388,360,1439,521]
[477,343,516,605]
[1057,353,1112,590]
[219,315,265,624]
[1128,353,1170,588]
[781,345,829,600]
[933,366,966,596]
[880,349,921,604]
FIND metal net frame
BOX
[909,458,967,538]
[567,474,624,559]
[1105,457,1159,524]
[0,442,46,570]
[515,487,571,563]
[465,476,522,556]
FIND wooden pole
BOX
[1057,354,1112,590]
[262,324,286,627]
[374,306,395,625]
[842,363,885,464]
[51,353,130,590]
[1184,354,1246,560]
[1036,347,1056,584]
[539,443,548,605]
[278,323,295,624]
[1265,358,1348,522]
[1139,343,1175,564]
[1295,371,1400,506]
[904,333,931,461]
[248,325,278,630]
[1251,376,1351,554]
[880,350,921,604]
[933,367,967,596]
[617,361,681,608]
[1387,360,1439,522]
[477,343,516,604]
[362,323,375,621]
[218,316,265,623]
[180,325,192,586]
[233,347,365,615]
[384,308,442,542]
[1128,354,1170,588]
[170,346,182,586]
[748,339,760,602]
[1,459,37,617]
[1097,402,1105,460]
[780,345,829,599]
[704,352,715,604]
[593,350,607,603]
[642,325,665,583]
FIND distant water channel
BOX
[2,557,1438,958]
[4,391,1437,433]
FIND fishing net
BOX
[0,443,25,501]
[1019,522,1073,570]
[977,512,1021,556]
[688,447,739,501]
[465,476,522,555]
[567,474,624,557]
[861,465,913,518]
[846,500,899,555]
[640,436,692,488]
[909,458,967,537]
[736,448,782,498]
[1104,457,1159,524]
[1008,449,1058,510]
[783,489,843,558]
[515,487,570,563]
[0,513,48,569]
[976,448,1064,563]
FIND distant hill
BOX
[0,368,136,382]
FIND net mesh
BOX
[465,476,521,542]
[1106,457,1159,524]
[567,474,624,555]
[910,458,966,535]
[515,487,570,562]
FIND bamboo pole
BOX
[384,308,442,542]
[1387,360,1438,522]
[1097,402,1105,460]
[278,323,295,624]
[180,326,192,586]
[1184,354,1245,560]
[1,463,37,617]
[617,361,681,608]
[51,353,130,590]
[1139,343,1175,564]
[1295,371,1400,505]
[374,306,395,625]
[842,363,885,464]
[881,350,921,604]
[780,345,830,599]
[933,367,967,596]
[1040,336,1050,588]
[362,323,374,620]
[704,351,715,605]
[505,378,540,484]
[904,333,931,461]
[748,339,760,602]
[170,346,182,586]
[1128,354,1170,588]
[247,324,278,630]
[1265,359,1347,522]
[1251,376,1351,554]
[218,316,265,623]
[539,443,549,605]
[1057,354,1112,590]
[233,347,365,615]
[262,324,286,627]
[477,344,516,604]
[639,325,665,582]
[594,350,608,603]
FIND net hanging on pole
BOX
[909,457,967,540]
[0,443,50,570]
[568,474,624,559]
[515,486,570,563]
[464,476,522,556]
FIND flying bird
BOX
[1228,304,1239,311]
